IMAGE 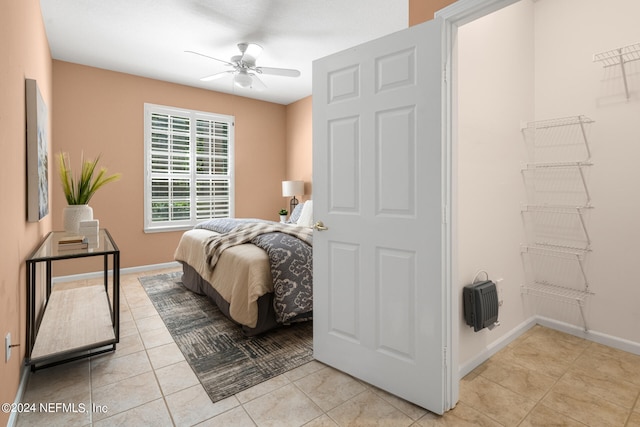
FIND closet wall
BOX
[533,0,640,344]
[458,0,640,372]
[457,0,534,368]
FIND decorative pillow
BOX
[296,200,313,227]
[287,202,305,224]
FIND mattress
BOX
[174,228,273,329]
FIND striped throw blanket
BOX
[204,221,313,270]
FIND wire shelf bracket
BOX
[593,42,640,100]
[520,244,591,290]
[522,115,595,131]
[521,161,593,206]
[521,205,593,248]
[520,282,594,331]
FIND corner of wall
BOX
[409,0,458,26]
[456,0,535,368]
[284,96,313,200]
[1,0,53,425]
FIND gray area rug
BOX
[139,271,313,403]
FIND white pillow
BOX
[287,202,305,224]
[296,200,313,227]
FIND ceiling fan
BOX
[186,42,300,90]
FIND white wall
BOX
[458,0,640,373]
[534,0,640,344]
[457,0,535,369]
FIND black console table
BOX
[25,229,120,370]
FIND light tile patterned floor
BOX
[15,268,640,426]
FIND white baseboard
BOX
[52,261,181,284]
[459,315,640,379]
[458,316,537,378]
[535,316,640,356]
[7,365,30,427]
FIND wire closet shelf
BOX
[593,42,640,100]
[520,115,595,331]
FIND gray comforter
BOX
[195,218,313,324]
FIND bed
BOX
[173,202,313,336]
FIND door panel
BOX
[376,107,416,215]
[328,242,360,342]
[376,247,416,361]
[313,17,448,414]
[328,66,360,103]
[328,118,360,213]
[376,47,415,91]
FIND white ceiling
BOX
[40,0,409,105]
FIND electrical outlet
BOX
[495,278,504,306]
[5,333,11,363]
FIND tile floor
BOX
[15,267,640,426]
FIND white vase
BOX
[280,215,287,223]
[63,205,93,234]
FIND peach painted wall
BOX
[51,61,287,273]
[409,0,458,26]
[285,96,313,200]
[0,0,52,423]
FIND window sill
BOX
[144,225,193,234]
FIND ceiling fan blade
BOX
[257,66,301,78]
[249,74,267,91]
[185,50,235,67]
[200,70,234,82]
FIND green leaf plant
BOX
[57,152,121,205]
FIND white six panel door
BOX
[312,18,448,414]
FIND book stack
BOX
[79,219,99,246]
[58,235,88,251]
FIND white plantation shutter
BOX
[195,119,231,219]
[144,104,234,232]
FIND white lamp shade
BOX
[234,71,252,88]
[282,180,304,197]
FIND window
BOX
[144,103,234,232]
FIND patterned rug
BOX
[139,271,313,403]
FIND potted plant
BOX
[57,152,121,233]
[279,209,288,223]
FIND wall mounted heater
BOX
[463,280,499,332]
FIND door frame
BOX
[437,0,521,409]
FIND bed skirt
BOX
[179,262,280,336]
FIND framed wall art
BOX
[26,78,49,222]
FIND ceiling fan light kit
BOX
[187,42,301,91]
[237,42,262,62]
[233,70,253,88]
